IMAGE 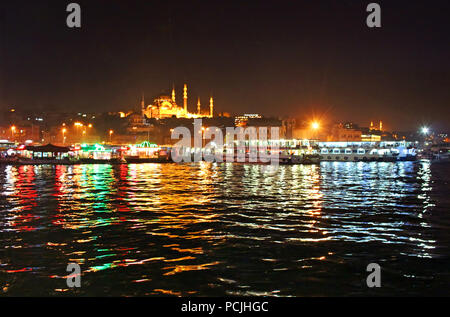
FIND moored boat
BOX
[124,156,171,163]
[317,141,417,162]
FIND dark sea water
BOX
[0,161,449,296]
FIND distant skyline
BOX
[0,0,449,132]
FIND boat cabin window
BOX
[333,149,341,154]
[345,149,352,154]
[357,149,365,154]
[321,149,329,154]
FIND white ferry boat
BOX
[317,141,417,162]
[172,140,418,164]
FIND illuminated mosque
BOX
[142,84,214,119]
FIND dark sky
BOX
[0,0,449,131]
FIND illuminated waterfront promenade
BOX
[1,138,424,165]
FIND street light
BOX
[311,121,320,142]
[74,122,83,141]
[10,125,16,142]
[421,127,429,135]
[62,128,67,145]
[109,130,114,143]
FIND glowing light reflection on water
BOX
[0,161,449,296]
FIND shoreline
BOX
[0,159,427,167]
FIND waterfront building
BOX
[25,143,70,160]
[0,140,16,157]
[361,133,382,142]
[328,123,362,142]
[77,143,113,160]
[0,125,40,143]
[235,114,262,127]
[292,123,327,141]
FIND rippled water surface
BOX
[0,161,449,296]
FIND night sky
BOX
[0,0,449,131]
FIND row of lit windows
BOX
[320,156,370,161]
[321,148,366,154]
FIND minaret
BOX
[171,85,176,103]
[141,93,145,118]
[379,120,383,131]
[183,84,188,113]
[197,97,201,115]
[370,121,374,130]
[209,96,214,118]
